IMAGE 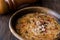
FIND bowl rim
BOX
[9,6,60,40]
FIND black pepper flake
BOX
[55,27,58,29]
[32,20,35,22]
[39,28,42,30]
[40,31,44,33]
[44,22,46,24]
[25,31,28,33]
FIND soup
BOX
[15,12,60,40]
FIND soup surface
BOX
[15,12,60,40]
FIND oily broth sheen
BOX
[15,12,60,40]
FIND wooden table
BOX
[0,0,60,40]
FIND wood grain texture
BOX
[0,0,60,40]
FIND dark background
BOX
[0,0,60,40]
